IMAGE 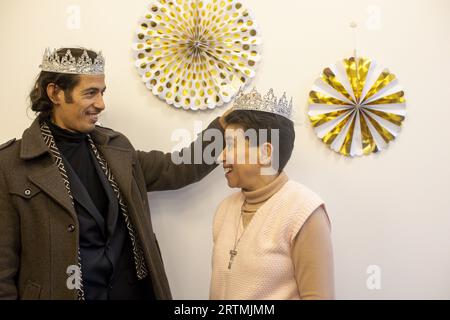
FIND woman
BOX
[210,88,334,300]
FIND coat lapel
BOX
[21,119,133,226]
[21,119,77,219]
[90,128,136,237]
[95,145,134,210]
[62,155,107,237]
[28,162,77,219]
[90,150,119,238]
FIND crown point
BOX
[39,47,105,75]
[232,87,294,120]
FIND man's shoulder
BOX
[94,125,133,147]
[0,138,21,167]
[0,138,17,152]
[94,124,121,136]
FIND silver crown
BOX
[232,88,294,120]
[39,48,105,75]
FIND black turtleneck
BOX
[46,121,155,300]
[47,121,108,217]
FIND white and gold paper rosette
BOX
[133,0,262,111]
[308,57,406,157]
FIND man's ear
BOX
[46,83,63,105]
[259,142,273,165]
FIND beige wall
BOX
[1,0,449,299]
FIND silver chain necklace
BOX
[228,203,248,270]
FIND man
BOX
[0,47,226,300]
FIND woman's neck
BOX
[242,172,288,203]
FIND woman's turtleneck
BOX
[241,171,289,228]
[47,120,108,217]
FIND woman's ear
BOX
[259,142,273,165]
[46,83,62,105]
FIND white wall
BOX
[1,0,449,299]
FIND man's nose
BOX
[94,94,106,110]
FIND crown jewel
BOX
[39,48,105,75]
[232,88,294,120]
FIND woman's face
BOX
[220,124,265,191]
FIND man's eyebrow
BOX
[82,87,107,93]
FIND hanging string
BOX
[350,21,360,104]
[350,21,358,60]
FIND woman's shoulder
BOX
[282,180,324,204]
[216,191,243,211]
[277,181,329,238]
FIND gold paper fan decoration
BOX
[308,57,406,157]
[133,0,262,110]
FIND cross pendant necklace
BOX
[228,206,245,270]
[228,249,237,269]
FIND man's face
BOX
[52,74,106,133]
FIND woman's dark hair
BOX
[29,48,98,121]
[225,110,295,172]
